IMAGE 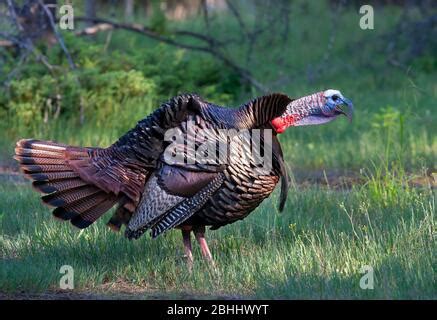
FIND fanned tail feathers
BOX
[14,139,117,228]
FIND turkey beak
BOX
[335,98,354,122]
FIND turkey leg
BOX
[181,227,193,270]
[193,225,214,265]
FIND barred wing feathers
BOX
[14,94,201,229]
[14,93,293,236]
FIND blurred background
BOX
[0,0,435,176]
[0,0,435,299]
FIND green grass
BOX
[0,0,436,299]
[0,173,434,299]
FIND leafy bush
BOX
[0,34,242,138]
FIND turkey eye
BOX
[332,95,339,101]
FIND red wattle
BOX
[271,115,296,134]
[271,117,286,133]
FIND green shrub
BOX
[0,34,242,140]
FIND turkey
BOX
[14,90,353,265]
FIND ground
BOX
[0,167,434,299]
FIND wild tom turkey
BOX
[14,90,353,265]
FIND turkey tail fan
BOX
[14,139,118,228]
